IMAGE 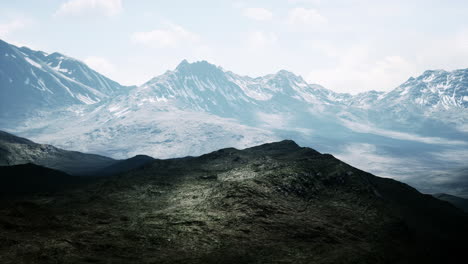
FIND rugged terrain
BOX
[0,141,466,264]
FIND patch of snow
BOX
[422,73,436,83]
[114,107,130,117]
[108,105,122,112]
[76,94,99,105]
[51,61,70,74]
[226,75,272,101]
[400,87,410,96]
[24,57,42,69]
[37,78,53,94]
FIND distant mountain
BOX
[377,69,468,110]
[140,60,333,120]
[0,39,132,126]
[0,140,467,263]
[343,69,468,138]
[0,130,116,175]
[434,193,468,212]
[342,69,468,111]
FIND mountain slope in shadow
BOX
[0,140,467,263]
[0,130,116,175]
[0,163,87,195]
[434,193,468,212]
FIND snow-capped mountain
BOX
[332,69,468,138]
[377,69,468,110]
[338,69,468,112]
[9,60,348,159]
[0,39,132,126]
[139,60,334,122]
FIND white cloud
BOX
[306,43,418,93]
[242,8,273,21]
[287,7,326,26]
[247,31,278,51]
[55,0,123,17]
[288,0,321,4]
[84,56,115,76]
[0,18,30,37]
[132,23,200,48]
[431,149,468,166]
[415,28,468,72]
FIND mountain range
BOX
[1,39,467,197]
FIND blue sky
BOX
[1,0,467,93]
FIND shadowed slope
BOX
[0,140,467,263]
[0,164,87,195]
[0,130,116,175]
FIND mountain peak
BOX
[247,140,302,153]
[176,59,190,69]
[276,69,297,78]
[47,52,70,61]
[421,69,447,77]
[175,59,220,73]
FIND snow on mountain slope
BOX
[139,60,253,116]
[341,90,385,109]
[10,60,344,159]
[225,69,332,104]
[139,60,335,120]
[342,69,468,113]
[23,104,279,159]
[330,68,468,138]
[377,69,468,110]
[0,39,132,126]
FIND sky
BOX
[0,0,467,94]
